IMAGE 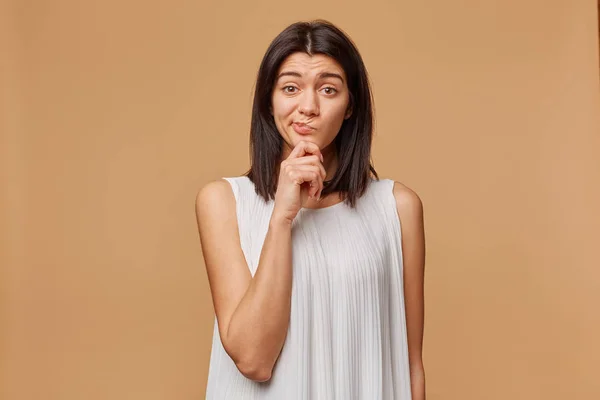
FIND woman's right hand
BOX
[272,141,327,223]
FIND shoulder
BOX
[196,178,234,205]
[195,178,236,219]
[391,180,423,211]
[391,180,424,227]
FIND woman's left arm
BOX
[393,181,426,400]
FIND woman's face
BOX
[271,52,352,157]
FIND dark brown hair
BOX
[245,19,378,208]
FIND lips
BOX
[292,122,315,135]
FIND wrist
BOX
[269,212,294,229]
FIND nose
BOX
[298,90,319,116]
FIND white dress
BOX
[205,175,412,400]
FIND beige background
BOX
[2,0,599,399]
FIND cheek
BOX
[323,102,350,125]
[271,95,296,120]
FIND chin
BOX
[294,135,320,147]
[288,130,317,143]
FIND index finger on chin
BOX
[288,140,322,160]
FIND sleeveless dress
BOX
[205,176,413,400]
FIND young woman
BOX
[196,19,426,400]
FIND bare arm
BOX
[195,179,293,382]
[393,181,426,400]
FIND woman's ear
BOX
[344,105,352,119]
[344,95,353,119]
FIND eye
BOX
[282,86,298,94]
[322,87,338,95]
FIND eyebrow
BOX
[276,71,345,83]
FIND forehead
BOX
[276,52,346,79]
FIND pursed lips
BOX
[292,122,315,134]
[293,121,314,128]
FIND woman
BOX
[196,19,426,399]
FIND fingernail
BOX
[320,154,324,162]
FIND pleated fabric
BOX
[205,176,412,400]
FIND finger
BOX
[312,172,324,199]
[316,180,323,201]
[287,140,324,162]
[292,166,323,198]
[316,176,324,201]
[288,165,320,197]
[285,155,327,180]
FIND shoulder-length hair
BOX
[245,19,378,208]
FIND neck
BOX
[322,148,338,181]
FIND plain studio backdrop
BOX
[1,1,599,399]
